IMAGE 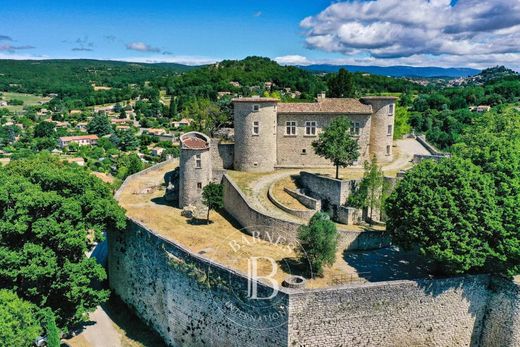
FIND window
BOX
[285,121,297,136]
[305,121,317,136]
[197,182,202,189]
[195,154,202,168]
[252,104,260,112]
[387,124,393,136]
[388,104,394,115]
[351,122,361,136]
[302,148,307,155]
[252,121,260,135]
[386,145,391,156]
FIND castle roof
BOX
[232,97,279,103]
[180,132,210,150]
[277,98,373,115]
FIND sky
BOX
[1,0,519,69]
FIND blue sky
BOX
[1,0,519,69]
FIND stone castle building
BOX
[179,95,396,207]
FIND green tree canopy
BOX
[297,212,338,277]
[0,155,126,328]
[327,68,355,98]
[312,116,360,179]
[386,157,502,275]
[34,121,56,138]
[201,183,224,224]
[0,290,41,347]
[87,113,113,136]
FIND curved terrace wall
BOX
[267,182,317,220]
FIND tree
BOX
[201,183,224,224]
[34,121,56,138]
[0,155,126,328]
[87,113,112,136]
[297,212,338,277]
[182,98,230,136]
[0,290,41,346]
[169,97,178,118]
[385,157,502,275]
[348,156,384,224]
[111,128,139,152]
[327,68,355,98]
[393,106,412,139]
[42,309,60,347]
[312,116,360,179]
[452,110,520,275]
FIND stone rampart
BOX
[108,219,289,347]
[109,220,520,346]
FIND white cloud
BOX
[275,53,520,71]
[126,42,161,53]
[118,55,218,66]
[274,55,311,65]
[301,0,520,67]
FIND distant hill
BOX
[299,64,480,78]
[0,59,193,95]
[462,66,519,85]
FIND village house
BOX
[476,105,491,113]
[172,118,192,128]
[59,135,99,148]
[143,128,167,136]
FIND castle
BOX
[179,94,396,207]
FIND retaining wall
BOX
[299,171,358,206]
[284,187,321,210]
[222,174,301,244]
[267,183,317,220]
[108,220,289,347]
[109,221,520,347]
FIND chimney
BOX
[317,92,326,101]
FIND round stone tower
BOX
[232,97,279,172]
[179,132,212,208]
[361,96,398,163]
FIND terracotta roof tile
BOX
[182,137,209,150]
[277,98,372,114]
[60,135,99,141]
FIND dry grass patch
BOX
[271,176,308,211]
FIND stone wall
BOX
[480,276,520,346]
[288,275,492,346]
[109,223,520,347]
[276,113,371,167]
[284,187,321,210]
[210,140,234,170]
[108,220,289,347]
[299,171,357,206]
[222,174,301,244]
[267,183,317,220]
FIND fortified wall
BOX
[109,221,520,347]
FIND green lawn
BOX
[0,92,51,113]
